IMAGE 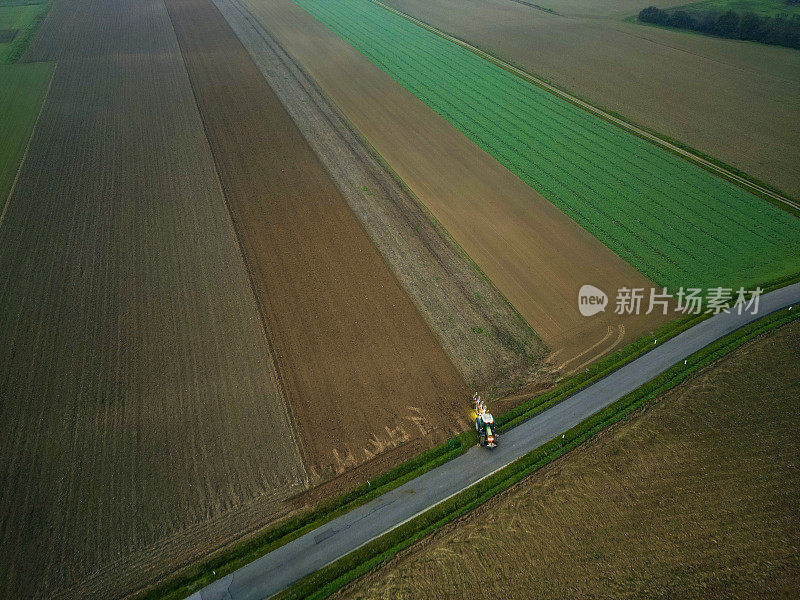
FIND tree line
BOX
[638,6,800,48]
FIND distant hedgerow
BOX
[638,5,800,48]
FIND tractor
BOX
[473,393,497,448]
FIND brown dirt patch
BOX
[164,0,469,484]
[0,0,306,598]
[242,0,670,367]
[339,319,800,599]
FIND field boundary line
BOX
[368,0,800,213]
[0,61,56,231]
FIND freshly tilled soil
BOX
[0,0,306,597]
[165,0,470,484]
[215,0,549,395]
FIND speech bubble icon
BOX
[578,284,608,317]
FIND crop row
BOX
[294,0,800,289]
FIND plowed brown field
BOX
[0,0,306,598]
[164,0,469,483]
[242,0,669,367]
[215,0,550,395]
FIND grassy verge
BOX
[143,275,798,600]
[0,61,54,210]
[276,304,800,600]
[497,269,800,429]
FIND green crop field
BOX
[671,0,800,18]
[0,0,52,208]
[294,0,800,291]
[0,63,52,207]
[0,0,50,62]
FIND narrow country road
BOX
[193,283,800,600]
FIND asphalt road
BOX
[192,283,800,600]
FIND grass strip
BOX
[499,269,799,429]
[276,305,800,600]
[144,273,799,600]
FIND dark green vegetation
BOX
[343,316,800,599]
[294,0,800,290]
[0,0,51,62]
[0,62,52,206]
[0,0,53,207]
[638,2,800,48]
[278,306,800,600]
[672,0,800,18]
